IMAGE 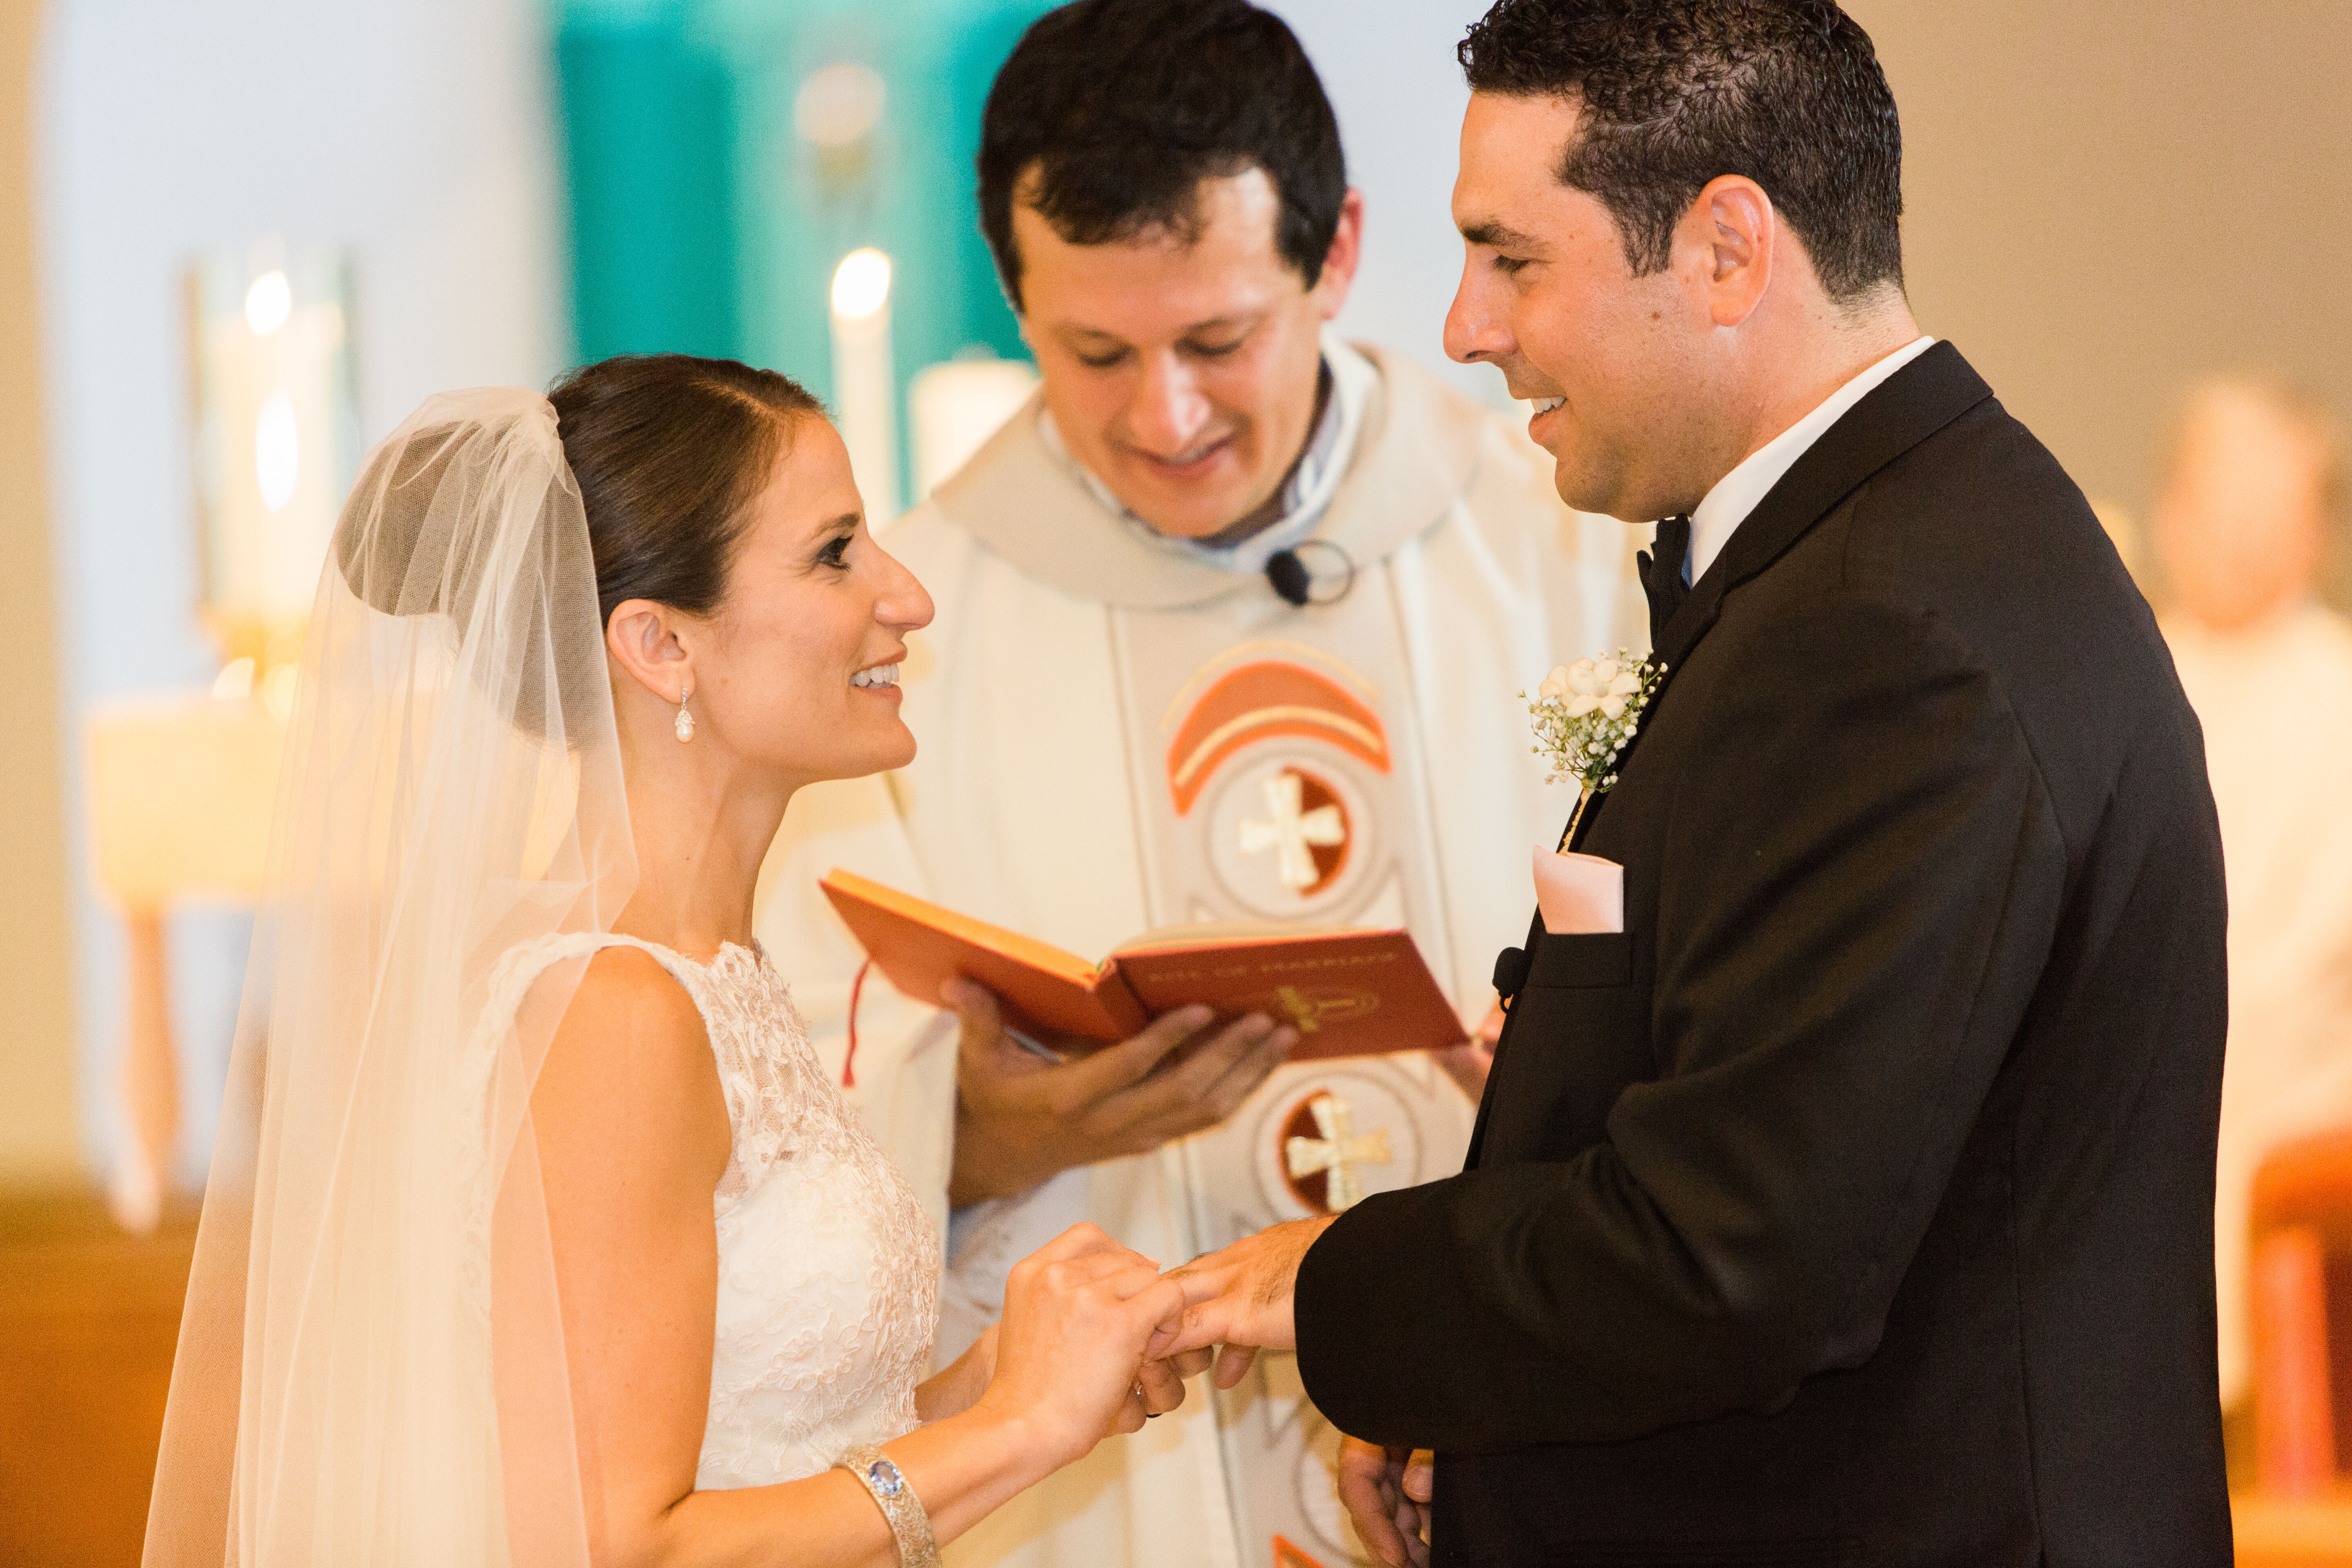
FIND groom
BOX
[1170,2,2234,1564]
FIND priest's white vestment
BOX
[757,339,1642,1568]
[2165,602,2352,1408]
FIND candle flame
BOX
[245,270,292,336]
[831,248,892,321]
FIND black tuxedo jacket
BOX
[1295,345,2231,1566]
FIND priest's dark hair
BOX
[977,0,1346,311]
[1458,0,1904,303]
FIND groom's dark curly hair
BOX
[1459,0,1904,303]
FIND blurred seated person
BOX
[2154,375,2352,1424]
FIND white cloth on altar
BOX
[2165,601,2352,1406]
[756,335,1644,1568]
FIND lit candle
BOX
[829,247,901,523]
[909,357,1039,501]
[198,263,350,635]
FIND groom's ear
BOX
[605,597,696,704]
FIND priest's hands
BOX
[1161,1215,1334,1386]
[1338,1439,1435,1568]
[940,978,1296,1207]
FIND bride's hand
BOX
[971,1223,1189,1467]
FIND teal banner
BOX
[553,0,1052,489]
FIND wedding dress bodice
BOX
[501,933,941,1488]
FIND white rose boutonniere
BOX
[1525,648,1665,849]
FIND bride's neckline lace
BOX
[623,936,765,972]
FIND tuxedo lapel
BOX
[1657,343,1994,671]
[1561,344,1997,858]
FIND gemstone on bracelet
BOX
[869,1460,904,1497]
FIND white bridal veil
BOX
[145,390,635,1566]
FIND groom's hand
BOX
[1159,1216,1334,1385]
[941,980,1296,1207]
[1338,1439,1434,1568]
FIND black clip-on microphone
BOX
[1265,539,1358,607]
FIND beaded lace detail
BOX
[492,933,941,1489]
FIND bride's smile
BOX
[603,410,932,799]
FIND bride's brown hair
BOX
[548,353,826,628]
[330,355,824,738]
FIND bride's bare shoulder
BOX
[535,945,729,1176]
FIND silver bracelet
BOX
[835,1443,941,1568]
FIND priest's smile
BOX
[1131,433,1238,480]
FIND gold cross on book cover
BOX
[820,869,1467,1060]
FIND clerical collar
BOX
[1035,334,1377,576]
[1682,335,1938,584]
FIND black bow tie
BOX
[1638,514,1693,648]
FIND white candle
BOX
[830,247,901,523]
[909,357,1039,500]
[199,267,347,628]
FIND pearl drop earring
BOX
[674,684,696,743]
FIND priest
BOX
[757,2,1638,1564]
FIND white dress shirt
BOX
[1683,335,1937,583]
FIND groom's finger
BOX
[1166,1257,1238,1306]
[1163,1346,1213,1380]
[1155,1294,1233,1359]
[1212,1341,1258,1389]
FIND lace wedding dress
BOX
[500,933,943,1488]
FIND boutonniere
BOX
[1524,649,1665,849]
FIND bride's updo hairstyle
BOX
[330,354,823,735]
[547,353,825,629]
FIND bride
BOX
[144,355,1214,1566]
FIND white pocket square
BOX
[1532,846,1625,935]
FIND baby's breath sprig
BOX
[1521,649,1665,849]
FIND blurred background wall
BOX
[1846,0,2352,597]
[2,0,77,1187]
[36,0,565,1187]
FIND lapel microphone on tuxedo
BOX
[1265,540,1358,607]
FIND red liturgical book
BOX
[820,868,1467,1060]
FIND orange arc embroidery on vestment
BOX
[1273,1537,1330,1568]
[1165,660,1391,815]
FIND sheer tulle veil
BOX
[145,389,634,1566]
